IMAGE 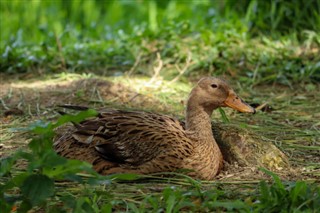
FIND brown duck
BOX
[54,77,255,180]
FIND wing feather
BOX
[69,110,193,166]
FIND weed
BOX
[256,168,320,213]
[0,109,103,212]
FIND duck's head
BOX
[188,77,256,114]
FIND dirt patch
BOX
[0,78,165,114]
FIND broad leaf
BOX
[53,109,98,128]
[20,174,55,206]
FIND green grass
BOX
[1,0,320,212]
[1,0,319,84]
[1,108,319,212]
[0,74,319,212]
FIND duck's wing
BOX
[69,110,193,166]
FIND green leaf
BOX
[218,108,230,123]
[53,109,98,128]
[259,180,270,201]
[30,121,53,134]
[40,151,68,168]
[59,195,76,209]
[18,151,34,161]
[0,195,14,213]
[289,181,307,204]
[0,155,17,177]
[18,200,32,213]
[0,173,29,194]
[43,159,95,179]
[0,150,33,177]
[259,167,284,190]
[145,196,159,209]
[20,174,55,206]
[100,203,112,213]
[28,136,54,157]
[74,197,95,213]
[166,194,176,213]
[11,173,29,188]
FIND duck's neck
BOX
[185,102,215,141]
[183,91,224,178]
[185,96,223,172]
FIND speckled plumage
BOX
[54,77,255,180]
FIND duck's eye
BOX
[211,84,218,88]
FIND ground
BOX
[1,73,319,177]
[0,73,319,211]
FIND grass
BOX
[1,0,320,212]
[0,0,319,84]
[0,74,320,212]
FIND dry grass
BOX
[1,74,319,179]
[0,74,319,211]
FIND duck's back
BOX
[53,109,194,173]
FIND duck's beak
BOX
[223,91,256,113]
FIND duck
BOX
[53,77,255,180]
